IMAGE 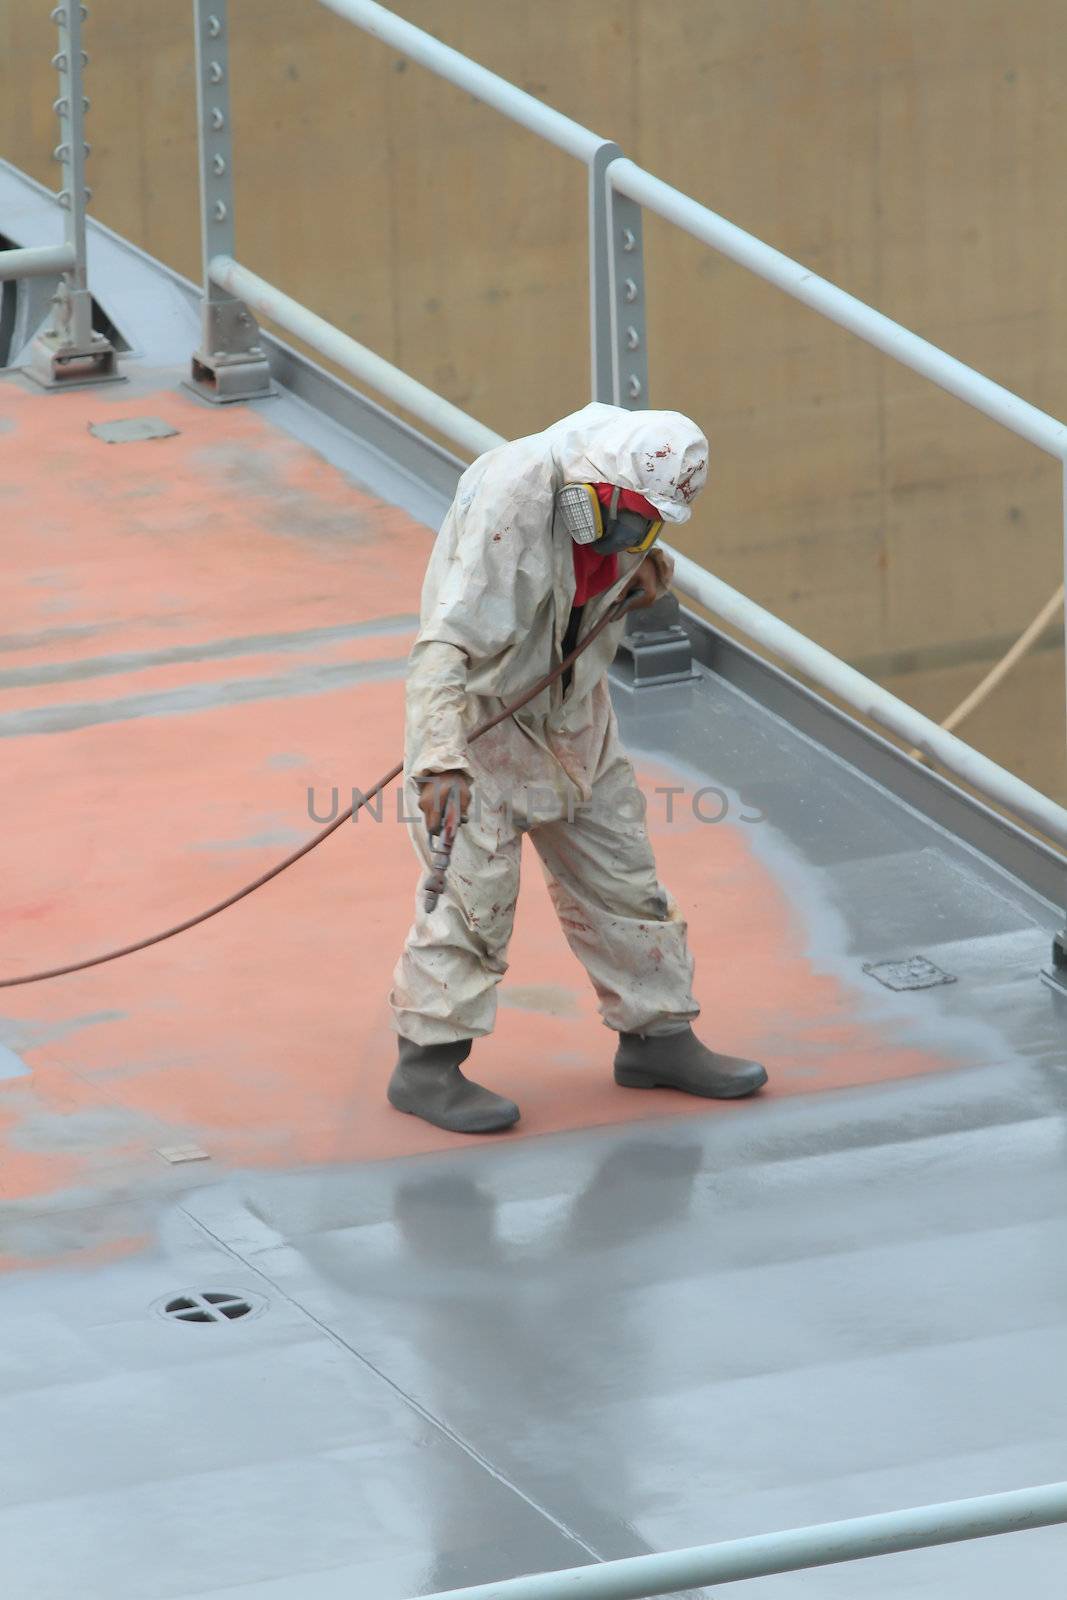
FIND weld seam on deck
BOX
[179,1203,609,1568]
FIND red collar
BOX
[571,542,619,606]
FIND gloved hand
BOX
[626,554,664,610]
[417,771,472,834]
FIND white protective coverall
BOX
[390,403,709,1048]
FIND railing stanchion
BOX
[588,141,621,404]
[26,1,120,387]
[606,161,648,408]
[1045,462,1067,985]
[186,0,273,403]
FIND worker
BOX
[387,402,768,1133]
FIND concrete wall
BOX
[2,0,1064,803]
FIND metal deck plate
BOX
[863,956,958,991]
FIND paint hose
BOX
[0,590,646,988]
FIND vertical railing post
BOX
[588,140,621,404]
[27,1,120,387]
[186,0,273,403]
[589,149,649,410]
[607,163,649,410]
[1047,462,1067,987]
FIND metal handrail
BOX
[409,1481,1067,1600]
[208,255,501,456]
[306,0,1065,858]
[188,2,1067,864]
[317,1,1067,455]
[610,156,1067,459]
[0,242,75,281]
[202,257,1067,849]
[320,0,607,161]
[203,253,1067,852]
[667,546,1067,850]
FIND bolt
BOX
[621,227,636,252]
[626,326,641,350]
[53,143,69,161]
[51,51,68,70]
[212,153,226,176]
[628,375,642,399]
[207,13,222,37]
[209,61,224,84]
[213,199,227,221]
[624,278,638,303]
[57,189,71,209]
[211,108,225,130]
[53,96,69,115]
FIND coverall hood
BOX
[547,402,709,524]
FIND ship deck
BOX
[1,174,1066,1599]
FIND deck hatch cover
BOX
[863,956,957,991]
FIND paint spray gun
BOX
[423,778,465,914]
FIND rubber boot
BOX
[388,1036,521,1134]
[614,1025,767,1099]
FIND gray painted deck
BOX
[1,160,1065,1600]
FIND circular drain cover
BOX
[155,1289,266,1325]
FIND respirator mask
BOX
[556,482,663,556]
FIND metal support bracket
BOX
[25,284,121,388]
[189,294,273,403]
[614,592,696,688]
[186,0,273,403]
[25,1,122,388]
[1040,928,1067,995]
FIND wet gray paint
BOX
[0,622,105,654]
[0,1042,30,1079]
[189,826,310,853]
[6,1053,1064,1600]
[0,615,418,691]
[614,671,1063,1085]
[0,1009,124,1053]
[0,655,408,738]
